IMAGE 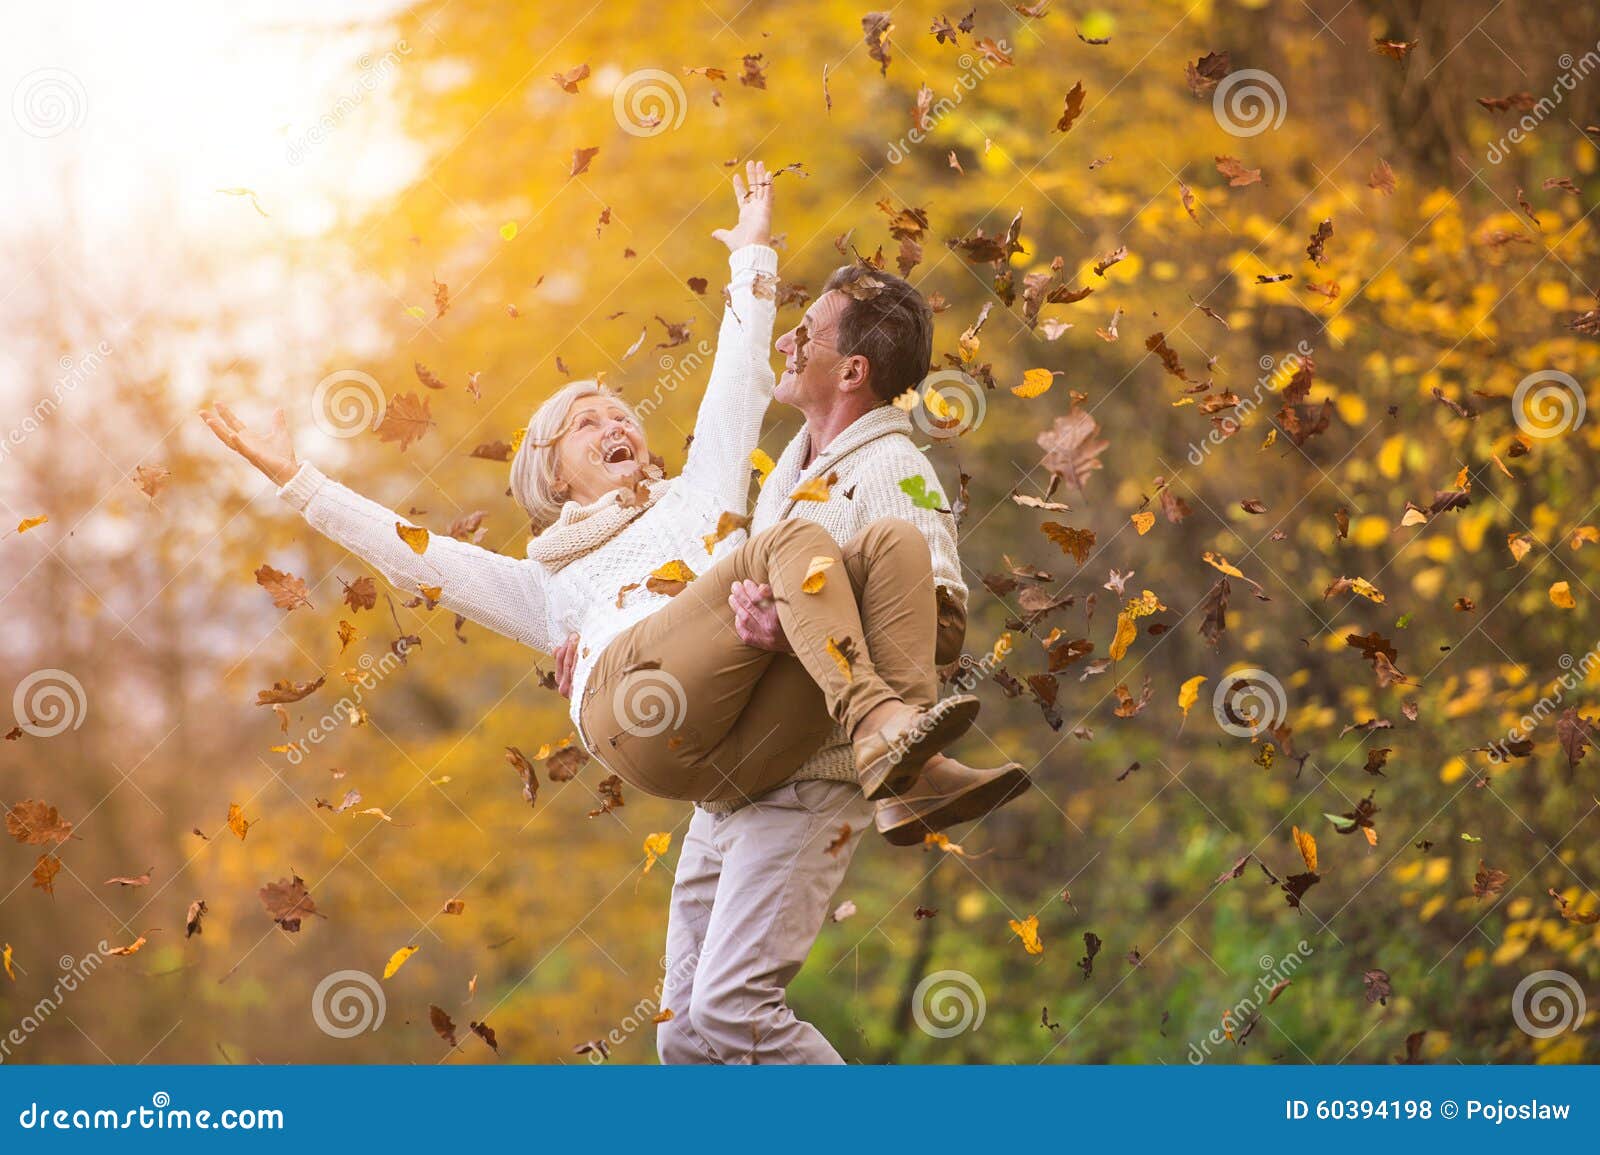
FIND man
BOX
[558,264,1028,1064]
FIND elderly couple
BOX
[201,161,1031,1063]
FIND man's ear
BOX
[837,354,872,395]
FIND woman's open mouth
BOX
[602,442,637,468]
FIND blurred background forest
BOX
[4,0,1600,1065]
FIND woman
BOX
[202,162,986,817]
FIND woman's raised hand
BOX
[711,159,773,252]
[200,402,299,486]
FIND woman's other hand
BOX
[200,401,299,486]
[711,159,773,252]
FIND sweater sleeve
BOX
[679,243,778,514]
[278,463,558,654]
[866,445,969,611]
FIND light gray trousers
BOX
[656,778,875,1064]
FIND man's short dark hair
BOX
[820,265,934,403]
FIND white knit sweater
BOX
[695,404,968,813]
[277,243,779,745]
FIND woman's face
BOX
[552,394,650,506]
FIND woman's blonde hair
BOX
[509,379,643,532]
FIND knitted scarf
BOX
[523,475,670,572]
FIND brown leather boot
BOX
[873,753,1031,846]
[852,695,981,801]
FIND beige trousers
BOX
[579,517,939,804]
[656,778,875,1064]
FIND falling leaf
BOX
[1550,581,1575,609]
[801,556,834,593]
[646,559,696,596]
[254,564,312,611]
[642,832,672,874]
[258,874,320,933]
[5,801,73,846]
[32,854,60,895]
[1178,675,1206,718]
[396,523,430,555]
[789,470,839,503]
[1013,368,1056,398]
[1131,511,1155,535]
[383,945,419,979]
[1010,914,1044,955]
[826,636,856,682]
[374,393,435,451]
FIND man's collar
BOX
[799,403,911,469]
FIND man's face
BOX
[774,291,858,409]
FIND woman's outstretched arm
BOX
[680,159,779,514]
[201,402,558,653]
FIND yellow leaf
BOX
[749,448,775,485]
[1550,581,1576,609]
[1131,511,1155,535]
[1292,825,1318,873]
[1109,610,1137,661]
[16,516,48,535]
[1260,428,1277,449]
[702,511,751,554]
[355,807,395,822]
[924,387,955,421]
[989,632,1013,665]
[336,620,359,654]
[499,221,518,240]
[642,831,672,873]
[396,523,430,554]
[419,585,441,602]
[1203,551,1245,578]
[647,559,697,597]
[383,945,419,979]
[105,936,147,957]
[789,470,838,503]
[405,305,428,320]
[1178,675,1207,717]
[226,803,251,841]
[2,943,13,981]
[826,636,854,682]
[510,427,527,453]
[1009,914,1044,955]
[801,555,834,593]
[1571,526,1600,550]
[1012,368,1055,398]
[1508,533,1534,563]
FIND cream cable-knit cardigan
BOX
[276,243,779,746]
[696,403,967,814]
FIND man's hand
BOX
[711,159,773,252]
[729,580,791,652]
[553,632,580,698]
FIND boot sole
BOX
[858,695,980,801]
[875,763,1031,846]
